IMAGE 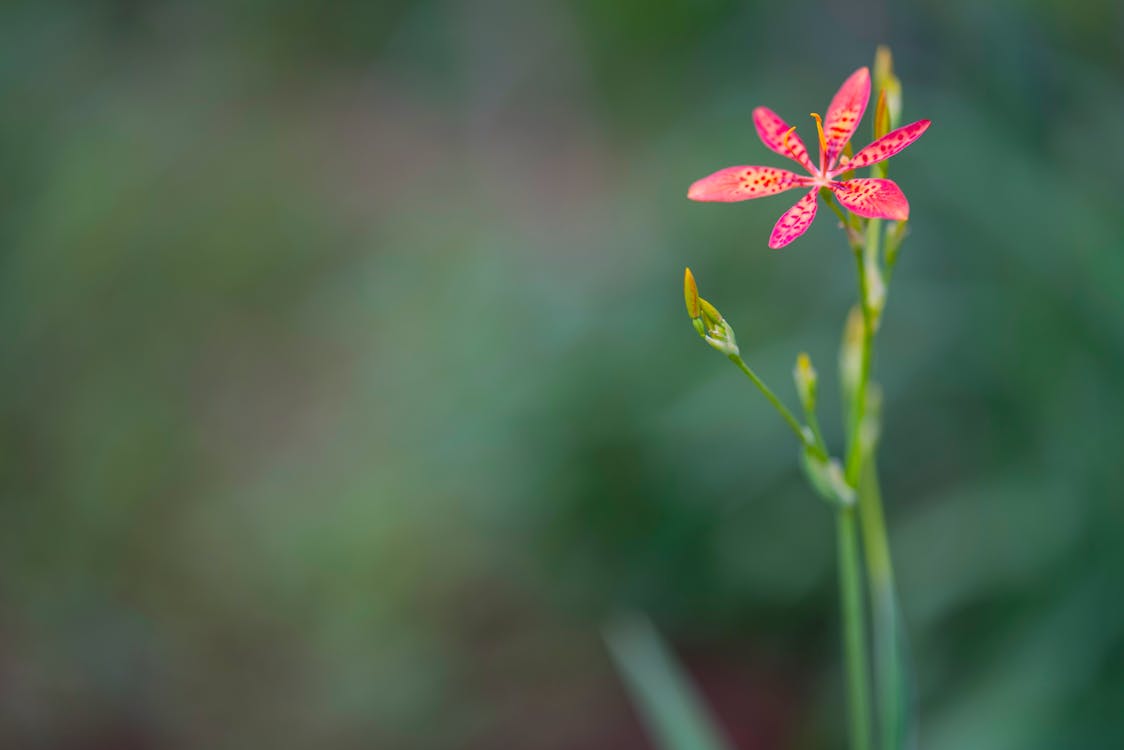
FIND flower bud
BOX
[874,46,902,130]
[874,89,890,140]
[801,449,856,507]
[865,258,886,327]
[793,352,817,414]
[698,298,721,327]
[874,46,894,94]
[683,267,701,320]
[840,305,864,400]
[682,269,739,356]
[698,297,739,356]
[860,383,883,455]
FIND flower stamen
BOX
[780,126,803,164]
[810,112,828,173]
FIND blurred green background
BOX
[2,0,1123,748]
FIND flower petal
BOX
[834,120,931,173]
[831,178,909,220]
[753,107,815,173]
[688,166,812,202]
[769,189,819,249]
[823,67,871,167]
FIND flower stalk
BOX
[838,505,872,750]
[683,46,924,750]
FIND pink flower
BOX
[688,67,930,249]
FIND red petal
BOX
[688,166,812,203]
[823,67,871,168]
[835,120,931,173]
[831,178,909,220]
[769,189,819,249]
[753,107,815,173]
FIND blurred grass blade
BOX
[874,585,918,750]
[895,597,920,750]
[604,615,734,750]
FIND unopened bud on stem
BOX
[684,267,701,319]
[793,352,818,414]
[874,45,902,130]
[682,269,739,356]
[840,305,864,401]
[860,383,883,455]
[874,89,890,140]
[865,258,886,327]
[801,449,856,507]
[698,298,739,356]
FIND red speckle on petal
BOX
[835,119,931,173]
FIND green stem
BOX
[728,354,824,460]
[845,212,907,750]
[821,189,863,251]
[844,238,875,486]
[860,453,905,750]
[806,409,830,459]
[837,507,873,750]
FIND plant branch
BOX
[728,354,825,460]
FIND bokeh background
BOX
[2,0,1123,748]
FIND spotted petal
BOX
[769,189,819,249]
[831,178,909,220]
[753,107,815,173]
[688,166,812,202]
[835,120,931,173]
[823,67,871,167]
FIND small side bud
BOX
[874,89,890,139]
[860,383,883,455]
[884,79,902,131]
[874,46,894,94]
[801,449,856,507]
[840,305,864,400]
[873,45,902,130]
[865,259,886,328]
[699,297,722,327]
[698,297,739,356]
[793,352,818,414]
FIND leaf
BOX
[604,615,734,750]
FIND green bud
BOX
[801,449,856,507]
[860,383,883,455]
[697,297,739,356]
[793,352,818,414]
[840,305,864,401]
[884,80,902,131]
[874,46,902,130]
[865,258,886,328]
[698,298,722,329]
[874,89,890,140]
[684,269,739,355]
[684,267,701,320]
